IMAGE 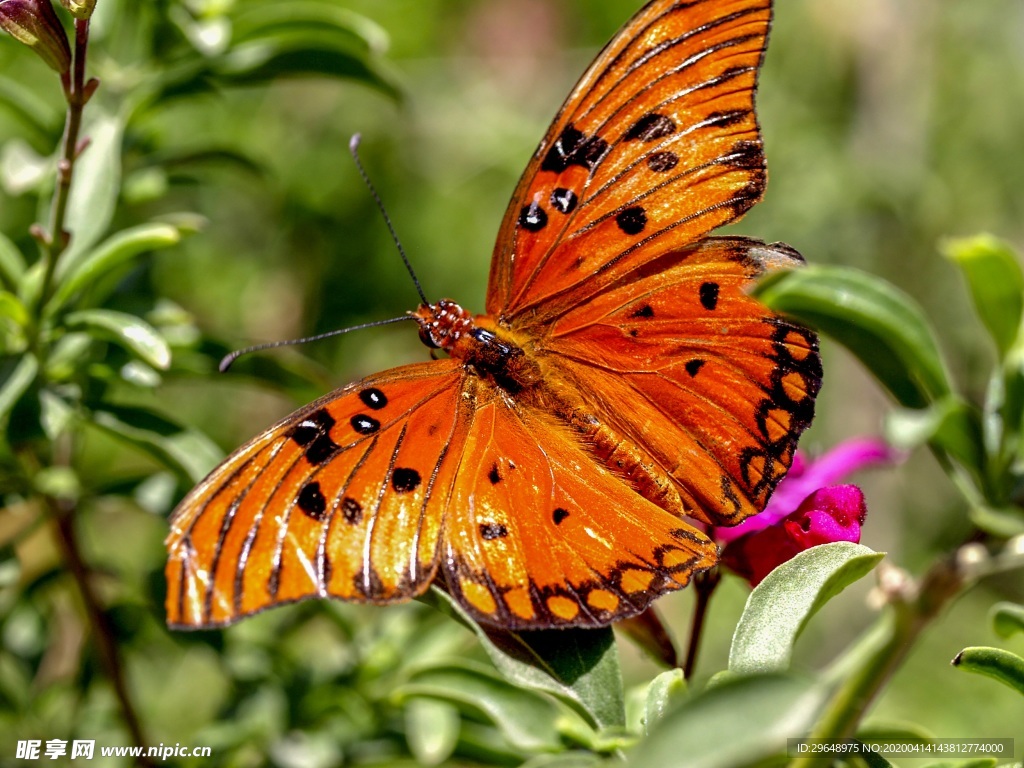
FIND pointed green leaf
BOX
[754,266,952,408]
[729,543,884,674]
[630,673,826,768]
[61,107,124,264]
[394,662,563,753]
[49,222,183,312]
[991,602,1024,639]
[643,668,686,734]
[0,354,38,419]
[951,646,1024,696]
[0,231,27,288]
[942,235,1024,358]
[422,587,624,729]
[64,309,171,369]
[968,506,1024,538]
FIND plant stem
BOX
[790,558,963,768]
[38,17,91,311]
[48,497,154,767]
[682,568,720,678]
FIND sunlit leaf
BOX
[0,231,26,288]
[65,309,172,369]
[0,354,38,419]
[0,290,29,329]
[61,107,124,265]
[754,266,952,408]
[729,543,884,674]
[49,222,183,312]
[394,662,564,753]
[404,698,460,766]
[643,668,686,735]
[942,235,1024,359]
[230,2,390,55]
[422,587,624,729]
[630,673,825,768]
[951,646,1024,697]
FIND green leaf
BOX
[49,222,183,312]
[88,406,223,483]
[0,354,38,419]
[643,668,686,735]
[394,662,564,753]
[729,543,884,674]
[404,698,460,766]
[630,673,826,768]
[0,77,56,142]
[885,397,984,472]
[951,646,1024,696]
[0,290,29,329]
[754,266,952,408]
[230,2,390,55]
[0,231,27,288]
[990,602,1024,639]
[61,107,125,265]
[211,40,401,100]
[422,587,625,729]
[968,506,1024,538]
[942,235,1024,358]
[65,309,171,369]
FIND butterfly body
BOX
[167,0,822,631]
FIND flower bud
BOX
[0,0,71,73]
[59,0,94,20]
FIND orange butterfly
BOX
[166,0,821,630]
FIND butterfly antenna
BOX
[349,134,429,305]
[219,316,414,372]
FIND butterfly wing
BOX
[488,0,773,321]
[165,360,471,629]
[438,377,717,629]
[539,237,821,528]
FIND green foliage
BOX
[728,543,884,675]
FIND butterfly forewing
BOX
[488,0,772,321]
[541,237,821,527]
[166,361,468,628]
[440,381,717,629]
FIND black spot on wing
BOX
[342,496,363,524]
[541,124,608,173]
[519,202,548,232]
[297,481,327,520]
[630,304,655,319]
[700,282,720,311]
[351,414,380,435]
[488,463,501,485]
[480,523,508,540]
[289,409,341,465]
[685,359,706,377]
[616,206,648,235]
[391,468,421,493]
[550,187,579,214]
[647,151,679,173]
[359,388,388,410]
[625,113,677,142]
[553,508,569,525]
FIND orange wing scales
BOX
[440,383,717,629]
[166,362,468,628]
[488,0,773,320]
[167,0,822,632]
[542,237,821,527]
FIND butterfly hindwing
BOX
[166,361,469,628]
[540,236,821,527]
[440,380,717,629]
[488,0,772,321]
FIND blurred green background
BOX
[1,0,1023,764]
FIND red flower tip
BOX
[721,484,867,587]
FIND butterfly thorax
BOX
[412,300,542,393]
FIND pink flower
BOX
[716,438,899,586]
